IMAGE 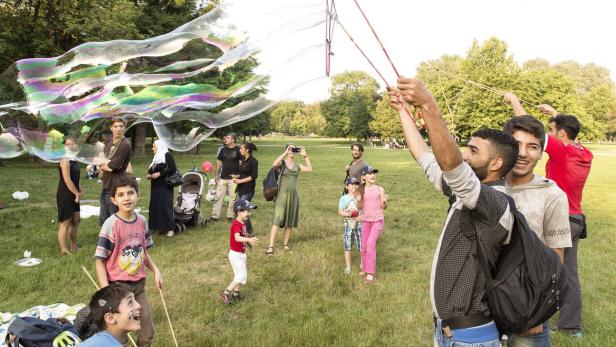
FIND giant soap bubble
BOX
[0,0,329,163]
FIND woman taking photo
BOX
[147,140,177,237]
[232,142,259,235]
[266,145,312,255]
[56,137,82,255]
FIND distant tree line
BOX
[2,0,614,154]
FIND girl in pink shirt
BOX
[358,166,388,284]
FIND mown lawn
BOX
[1,138,615,346]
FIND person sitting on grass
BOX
[338,176,362,275]
[94,176,163,347]
[79,283,141,347]
[221,199,259,304]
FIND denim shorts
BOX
[343,223,362,251]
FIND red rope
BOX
[336,18,390,88]
[353,0,400,78]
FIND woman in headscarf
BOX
[147,140,177,237]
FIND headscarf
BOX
[150,140,169,168]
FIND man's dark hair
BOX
[472,128,519,178]
[111,176,139,196]
[549,114,580,140]
[110,117,127,127]
[86,283,133,330]
[351,143,364,152]
[503,115,546,148]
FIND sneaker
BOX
[220,290,234,304]
[232,291,243,301]
[363,274,375,284]
[227,217,234,223]
[166,230,175,237]
[206,217,219,223]
[343,268,352,275]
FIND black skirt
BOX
[56,161,80,222]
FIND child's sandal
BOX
[266,246,274,255]
[283,244,290,251]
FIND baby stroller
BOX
[173,171,206,233]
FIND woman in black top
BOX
[147,140,177,237]
[56,137,82,255]
[232,142,258,235]
[232,142,259,201]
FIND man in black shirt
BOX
[210,132,241,222]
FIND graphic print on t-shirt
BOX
[119,243,145,275]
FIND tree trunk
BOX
[132,123,147,158]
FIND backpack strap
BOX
[460,206,494,284]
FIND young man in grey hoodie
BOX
[502,114,572,347]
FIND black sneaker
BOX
[220,290,234,304]
[232,291,243,301]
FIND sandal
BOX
[283,244,290,251]
[266,246,274,255]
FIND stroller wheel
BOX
[181,224,187,233]
[175,223,182,233]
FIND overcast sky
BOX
[285,0,616,102]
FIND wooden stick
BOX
[158,288,179,347]
[81,265,138,347]
[81,265,100,290]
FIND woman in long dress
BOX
[266,145,312,255]
[147,140,177,237]
[56,137,82,255]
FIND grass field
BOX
[1,138,615,346]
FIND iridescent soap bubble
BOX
[0,0,327,162]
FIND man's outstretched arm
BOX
[387,90,429,161]
[503,92,528,116]
[396,78,462,172]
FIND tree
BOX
[270,101,304,135]
[321,71,379,140]
[369,94,402,140]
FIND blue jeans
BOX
[507,323,550,347]
[433,319,501,347]
[343,224,362,251]
[98,189,117,226]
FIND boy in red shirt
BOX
[220,199,259,304]
[504,94,593,337]
[95,176,163,346]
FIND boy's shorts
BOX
[228,250,248,284]
[343,224,362,251]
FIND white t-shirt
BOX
[506,174,572,249]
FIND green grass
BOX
[1,139,615,346]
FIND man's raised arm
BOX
[396,78,462,172]
[503,92,528,116]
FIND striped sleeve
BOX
[95,216,116,259]
[141,214,154,249]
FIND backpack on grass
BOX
[461,194,569,334]
[6,316,81,347]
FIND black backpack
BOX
[461,194,569,334]
[6,317,81,347]
[262,164,285,201]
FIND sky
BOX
[284,0,616,102]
